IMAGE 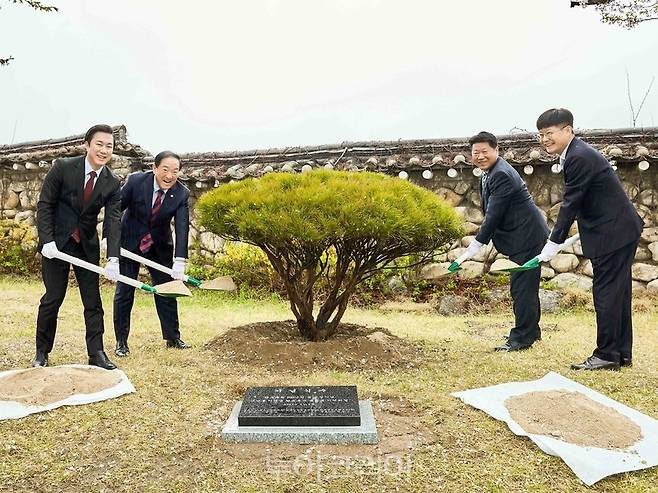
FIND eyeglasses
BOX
[536,126,568,142]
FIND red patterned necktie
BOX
[139,189,164,253]
[71,170,97,243]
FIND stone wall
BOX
[2,126,658,290]
[406,163,658,292]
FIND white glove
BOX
[100,237,107,257]
[455,239,484,265]
[171,257,187,281]
[41,241,59,259]
[104,257,120,281]
[538,240,562,262]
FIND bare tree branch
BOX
[627,69,636,126]
[1,0,58,65]
[626,70,655,127]
[635,76,656,125]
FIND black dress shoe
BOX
[166,338,190,349]
[31,351,48,368]
[494,341,532,352]
[571,355,620,371]
[88,351,117,370]
[115,340,130,358]
[620,357,633,368]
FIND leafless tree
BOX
[626,69,655,127]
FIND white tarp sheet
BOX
[452,371,658,485]
[0,364,135,420]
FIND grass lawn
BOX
[1,276,657,493]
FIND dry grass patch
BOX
[0,277,657,492]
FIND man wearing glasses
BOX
[535,108,644,370]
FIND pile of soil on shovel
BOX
[205,320,426,372]
[505,390,643,449]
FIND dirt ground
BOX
[204,320,439,468]
[205,320,427,372]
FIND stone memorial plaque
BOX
[238,385,361,427]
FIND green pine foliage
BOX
[197,170,463,340]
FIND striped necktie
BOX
[139,190,164,253]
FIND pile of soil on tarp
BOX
[0,367,122,407]
[205,320,427,372]
[505,390,643,449]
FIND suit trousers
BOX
[591,239,638,362]
[36,238,105,355]
[113,248,180,343]
[507,242,544,346]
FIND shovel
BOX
[120,248,236,292]
[493,234,581,273]
[51,250,158,294]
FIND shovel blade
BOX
[490,257,540,273]
[198,276,237,291]
[153,280,193,298]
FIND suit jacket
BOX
[550,137,644,258]
[475,157,549,256]
[37,155,121,263]
[119,171,190,264]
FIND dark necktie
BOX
[481,172,489,192]
[71,170,97,243]
[139,190,164,253]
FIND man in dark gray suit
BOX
[451,131,549,351]
[34,124,122,370]
[536,108,644,370]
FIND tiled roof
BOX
[0,125,149,167]
[170,127,658,184]
[2,126,656,183]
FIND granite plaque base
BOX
[222,400,378,444]
[238,385,360,427]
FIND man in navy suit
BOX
[451,131,549,351]
[34,124,122,370]
[536,108,644,370]
[112,150,191,357]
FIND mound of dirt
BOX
[505,390,642,449]
[205,321,426,372]
[0,366,122,407]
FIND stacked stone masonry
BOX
[2,126,658,291]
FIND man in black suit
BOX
[112,151,191,357]
[536,108,644,370]
[451,131,549,351]
[33,124,122,369]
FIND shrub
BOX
[0,220,39,275]
[197,170,463,341]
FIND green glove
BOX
[520,257,540,269]
[448,261,462,273]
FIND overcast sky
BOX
[1,1,657,153]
